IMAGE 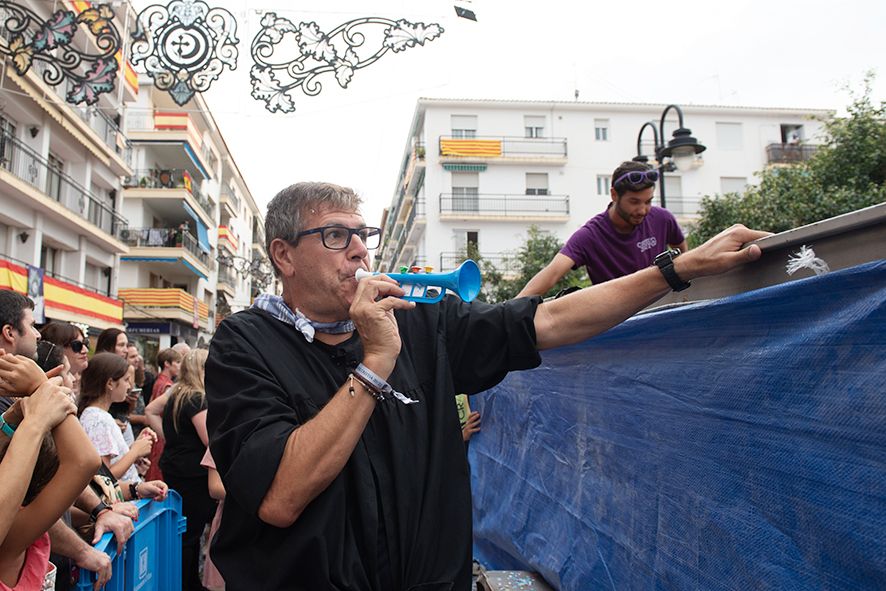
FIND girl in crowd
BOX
[94,328,127,358]
[0,356,99,589]
[77,353,154,484]
[157,349,212,591]
[39,322,89,394]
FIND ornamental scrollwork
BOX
[0,2,121,105]
[131,0,238,106]
[250,13,444,113]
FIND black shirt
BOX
[205,295,541,591]
[159,394,208,481]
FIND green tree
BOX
[454,226,589,303]
[689,74,886,246]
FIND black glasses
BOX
[613,170,659,187]
[290,225,382,250]
[68,339,89,353]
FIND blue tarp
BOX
[470,260,886,591]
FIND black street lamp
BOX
[633,104,706,209]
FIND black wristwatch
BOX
[654,248,691,292]
[89,500,110,523]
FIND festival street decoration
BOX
[250,13,444,113]
[131,0,239,106]
[0,2,121,105]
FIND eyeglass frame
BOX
[287,225,382,251]
[67,339,89,354]
[613,169,659,188]
[37,341,57,368]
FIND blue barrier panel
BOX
[470,260,886,591]
[76,491,186,591]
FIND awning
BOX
[182,201,211,254]
[443,163,487,172]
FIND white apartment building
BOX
[376,98,831,276]
[119,79,265,354]
[0,2,138,335]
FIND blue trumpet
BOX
[355,260,482,304]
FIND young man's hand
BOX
[0,351,58,396]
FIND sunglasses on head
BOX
[613,169,659,187]
[68,339,88,353]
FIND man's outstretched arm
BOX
[534,225,769,350]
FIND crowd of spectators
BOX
[0,289,218,590]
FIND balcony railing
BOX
[439,193,569,216]
[219,186,241,214]
[0,130,127,237]
[0,252,113,297]
[123,168,215,219]
[217,264,238,286]
[766,143,818,164]
[120,227,214,270]
[439,251,521,274]
[438,136,567,158]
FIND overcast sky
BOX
[143,0,886,227]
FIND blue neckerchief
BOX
[252,294,355,343]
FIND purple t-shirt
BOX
[560,206,685,284]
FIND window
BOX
[780,124,804,144]
[454,230,479,253]
[46,153,63,201]
[594,119,609,141]
[596,175,612,196]
[0,116,15,171]
[451,115,477,138]
[40,245,59,276]
[720,177,748,194]
[525,173,549,195]
[524,116,545,138]
[716,122,743,150]
[451,172,479,212]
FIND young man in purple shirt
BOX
[519,161,688,296]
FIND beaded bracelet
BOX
[348,373,386,402]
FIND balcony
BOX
[217,263,237,296]
[381,200,426,271]
[438,136,568,164]
[0,254,124,329]
[251,221,266,253]
[218,225,239,254]
[219,186,241,218]
[439,251,521,275]
[120,227,214,278]
[25,62,132,174]
[123,168,215,225]
[439,193,569,220]
[0,130,128,248]
[126,111,212,179]
[766,143,818,165]
[118,288,209,330]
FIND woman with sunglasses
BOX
[518,160,688,297]
[40,322,89,394]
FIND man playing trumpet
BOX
[206,181,769,590]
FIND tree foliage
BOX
[689,74,886,246]
[454,226,589,303]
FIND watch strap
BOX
[655,249,691,292]
[89,500,110,522]
[0,415,16,438]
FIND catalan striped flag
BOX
[440,139,502,157]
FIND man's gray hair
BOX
[265,182,363,276]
